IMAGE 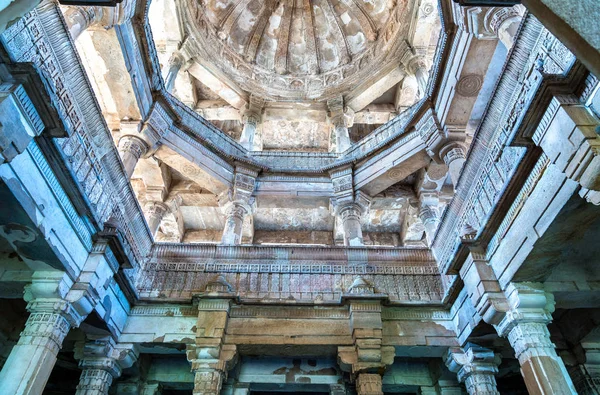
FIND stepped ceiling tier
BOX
[179,0,429,101]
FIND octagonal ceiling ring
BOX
[178,0,420,101]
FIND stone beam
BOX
[346,66,406,113]
[188,61,247,110]
[154,138,232,196]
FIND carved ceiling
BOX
[178,0,437,102]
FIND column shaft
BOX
[193,370,224,395]
[76,369,114,395]
[239,112,260,151]
[506,321,577,394]
[339,204,364,246]
[335,124,352,153]
[62,6,102,40]
[221,203,247,245]
[118,135,148,179]
[440,143,467,188]
[145,202,168,237]
[356,373,383,395]
[0,303,72,394]
[419,204,440,246]
[463,373,499,395]
[164,53,184,93]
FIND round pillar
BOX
[339,203,364,247]
[118,135,149,179]
[239,111,260,151]
[145,202,169,237]
[440,142,467,189]
[62,6,103,40]
[221,202,249,245]
[164,52,184,93]
[419,204,440,246]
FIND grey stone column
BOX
[62,6,102,40]
[440,142,467,189]
[221,202,249,245]
[118,135,149,179]
[356,373,383,395]
[145,201,169,237]
[495,283,577,394]
[331,110,354,154]
[239,111,260,151]
[0,273,87,394]
[339,203,365,247]
[445,344,501,395]
[164,52,184,93]
[419,203,440,246]
[330,383,346,395]
[76,368,116,395]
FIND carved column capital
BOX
[445,344,501,394]
[439,142,467,166]
[118,135,149,160]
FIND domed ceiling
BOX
[180,0,425,101]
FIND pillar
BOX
[164,52,184,93]
[145,201,169,237]
[118,135,149,179]
[74,337,137,395]
[439,142,467,188]
[495,283,577,395]
[330,109,354,153]
[419,203,440,246]
[339,203,365,246]
[187,299,237,395]
[408,58,429,98]
[445,344,501,395]
[239,111,260,151]
[220,202,249,245]
[418,386,438,395]
[356,373,383,395]
[0,272,87,394]
[62,6,102,40]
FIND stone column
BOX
[145,201,169,237]
[239,111,261,151]
[356,373,383,395]
[0,272,88,394]
[439,142,467,188]
[118,135,149,179]
[445,344,501,395]
[330,109,354,154]
[338,203,365,247]
[418,386,438,395]
[164,52,184,93]
[221,202,250,245]
[495,283,577,395]
[187,298,237,395]
[419,203,440,247]
[62,6,102,40]
[408,58,429,98]
[74,337,137,395]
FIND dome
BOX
[179,0,423,101]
